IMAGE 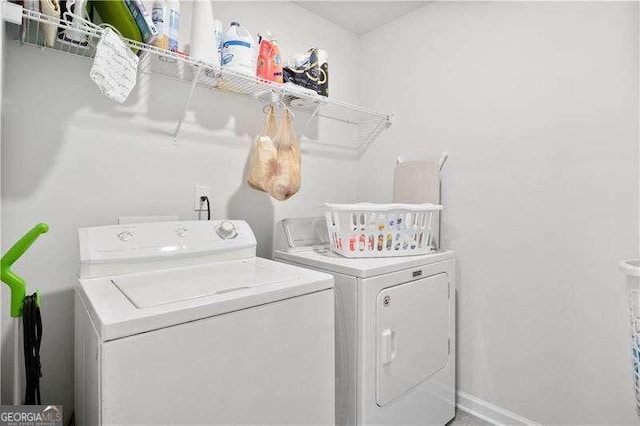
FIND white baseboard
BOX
[456,391,541,426]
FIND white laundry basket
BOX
[321,203,442,258]
[620,259,640,417]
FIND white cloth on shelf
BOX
[90,28,139,104]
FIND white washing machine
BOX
[275,217,455,426]
[75,220,335,426]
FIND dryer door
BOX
[375,273,450,406]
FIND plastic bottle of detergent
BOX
[214,20,223,59]
[152,0,180,62]
[256,33,283,83]
[189,0,218,67]
[221,22,256,75]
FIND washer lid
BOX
[76,258,334,341]
[112,260,299,308]
[275,248,454,278]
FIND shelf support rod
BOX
[308,104,321,122]
[301,104,322,136]
[173,66,203,145]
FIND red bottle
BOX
[256,36,283,83]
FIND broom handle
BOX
[13,319,21,405]
[1,223,49,317]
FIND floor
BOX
[448,410,493,426]
[65,409,488,426]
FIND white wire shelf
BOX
[12,6,393,159]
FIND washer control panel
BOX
[79,220,256,267]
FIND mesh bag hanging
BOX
[268,109,301,201]
[246,106,279,192]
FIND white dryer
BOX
[275,217,455,426]
[75,220,335,426]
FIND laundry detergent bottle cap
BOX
[221,21,256,75]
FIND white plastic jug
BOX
[221,22,256,75]
[214,20,223,58]
[190,0,219,67]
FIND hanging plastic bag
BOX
[246,106,278,192]
[268,109,301,201]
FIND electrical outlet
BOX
[194,185,211,211]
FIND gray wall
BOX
[3,2,639,424]
[1,1,360,415]
[358,2,639,424]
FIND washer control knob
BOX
[117,230,134,242]
[216,221,237,240]
[175,227,188,238]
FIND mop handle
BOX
[1,224,49,317]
